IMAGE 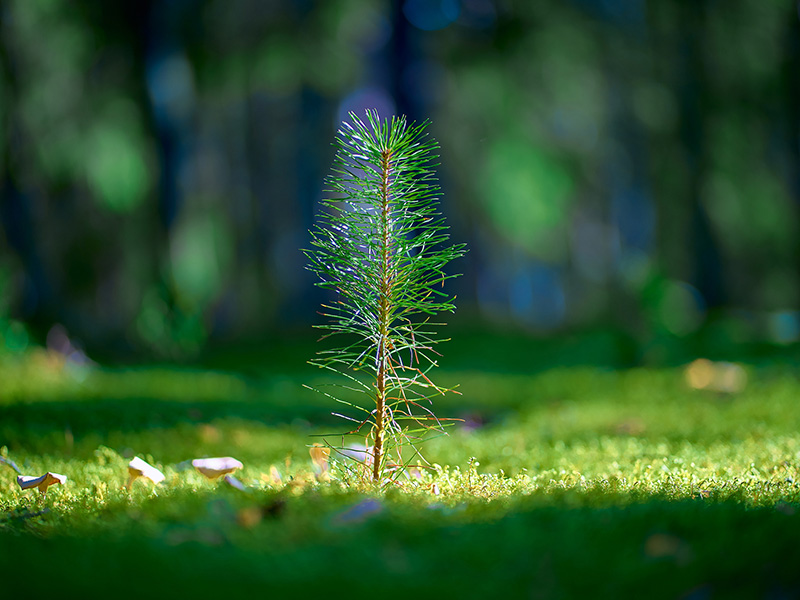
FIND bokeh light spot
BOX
[1,320,30,353]
[86,128,149,212]
[85,99,151,213]
[657,281,706,336]
[479,136,574,256]
[768,311,800,345]
[685,359,747,394]
[169,211,232,308]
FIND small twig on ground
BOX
[0,456,22,474]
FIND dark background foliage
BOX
[0,0,797,362]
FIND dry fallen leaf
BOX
[309,444,330,480]
[0,456,22,474]
[17,472,67,495]
[192,457,243,480]
[260,465,283,487]
[309,444,330,468]
[685,359,747,393]
[269,465,282,485]
[223,474,248,492]
[406,466,423,481]
[127,457,166,489]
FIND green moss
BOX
[1,347,800,598]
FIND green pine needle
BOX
[305,110,466,484]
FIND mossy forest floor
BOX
[2,330,800,599]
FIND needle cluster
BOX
[305,110,465,483]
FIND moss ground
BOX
[2,332,800,598]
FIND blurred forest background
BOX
[0,0,798,364]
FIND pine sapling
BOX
[305,110,465,483]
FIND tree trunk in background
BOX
[389,0,415,121]
[784,3,800,276]
[0,33,54,333]
[678,0,724,311]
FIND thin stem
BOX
[308,111,465,484]
[373,146,393,482]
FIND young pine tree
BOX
[306,110,465,483]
